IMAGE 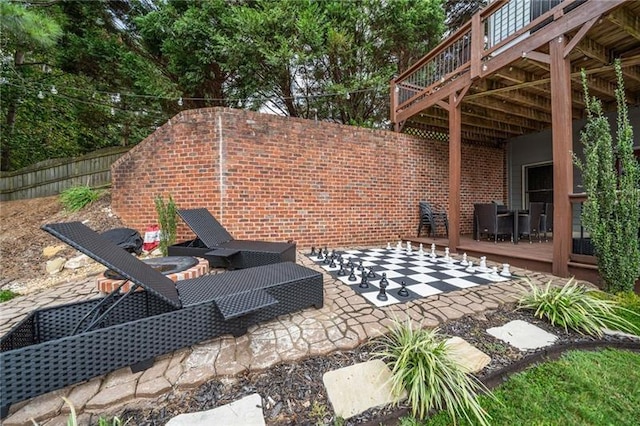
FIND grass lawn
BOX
[405,349,640,426]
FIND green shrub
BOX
[59,185,101,212]
[154,195,177,256]
[591,290,640,334]
[373,320,492,425]
[0,289,19,303]
[518,278,640,337]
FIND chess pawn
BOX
[367,268,375,279]
[444,247,450,261]
[430,243,436,258]
[386,242,392,250]
[317,250,324,260]
[329,257,336,268]
[396,241,402,252]
[337,263,346,276]
[323,254,331,265]
[490,266,500,278]
[357,260,365,271]
[465,261,475,273]
[346,258,354,268]
[323,247,328,256]
[418,243,424,256]
[348,267,357,281]
[397,281,409,298]
[500,263,512,277]
[359,274,369,289]
[406,241,412,253]
[379,272,389,288]
[460,253,468,266]
[377,285,388,302]
[310,246,316,255]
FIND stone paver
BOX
[486,319,558,350]
[445,337,491,373]
[165,393,265,426]
[323,359,405,419]
[2,250,535,425]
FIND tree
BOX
[575,61,640,293]
[0,0,62,170]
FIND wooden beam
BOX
[550,36,573,278]
[523,50,551,65]
[564,17,599,57]
[608,6,640,42]
[449,92,461,251]
[482,0,627,76]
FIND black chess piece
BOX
[377,285,388,301]
[348,267,357,281]
[331,249,336,258]
[346,259,354,268]
[357,260,365,271]
[337,263,346,276]
[317,250,324,260]
[329,257,336,268]
[323,247,328,256]
[379,273,389,288]
[359,274,369,289]
[310,246,316,256]
[367,268,375,279]
[397,281,409,297]
[323,254,331,264]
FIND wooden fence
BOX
[0,146,130,201]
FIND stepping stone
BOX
[486,320,558,351]
[323,359,405,419]
[445,336,491,373]
[165,393,265,426]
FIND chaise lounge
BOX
[0,221,323,418]
[169,208,296,269]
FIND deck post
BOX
[448,92,462,251]
[550,35,573,277]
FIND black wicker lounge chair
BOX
[0,222,323,418]
[168,208,296,269]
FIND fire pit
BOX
[98,256,209,294]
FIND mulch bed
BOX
[116,304,639,425]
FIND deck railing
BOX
[391,0,587,126]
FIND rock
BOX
[46,257,66,274]
[42,245,65,258]
[64,254,92,269]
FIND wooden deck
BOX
[405,233,600,285]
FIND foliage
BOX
[517,278,640,337]
[591,290,640,334]
[0,289,19,303]
[574,61,640,293]
[419,349,640,425]
[373,320,491,425]
[154,194,177,256]
[59,185,102,212]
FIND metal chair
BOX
[474,203,513,243]
[417,201,449,238]
[518,202,545,243]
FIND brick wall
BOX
[112,107,505,248]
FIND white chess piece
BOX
[406,241,412,254]
[418,243,425,256]
[491,266,499,276]
[386,242,392,250]
[430,243,436,258]
[465,261,475,273]
[460,253,468,266]
[444,247,450,262]
[396,241,402,252]
[500,263,512,277]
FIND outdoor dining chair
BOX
[541,202,553,241]
[518,202,545,243]
[474,203,513,243]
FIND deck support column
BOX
[448,92,462,251]
[550,36,573,277]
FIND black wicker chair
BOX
[474,203,513,243]
[0,222,323,418]
[541,202,553,241]
[518,202,545,243]
[417,201,449,238]
[169,208,296,269]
